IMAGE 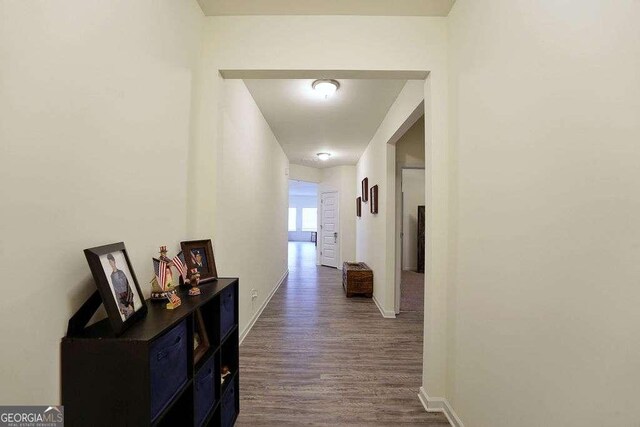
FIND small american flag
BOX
[153,259,161,286]
[172,251,187,280]
[153,259,167,290]
[167,292,181,305]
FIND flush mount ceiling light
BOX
[312,79,340,98]
[317,152,331,161]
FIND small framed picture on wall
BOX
[356,196,362,217]
[370,185,379,214]
[362,178,369,202]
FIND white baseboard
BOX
[372,294,396,318]
[239,269,288,345]
[418,387,464,427]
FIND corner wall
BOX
[0,0,203,404]
[447,1,640,425]
[356,81,425,316]
[216,80,289,340]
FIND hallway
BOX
[236,242,449,425]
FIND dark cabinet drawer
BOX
[194,355,216,427]
[150,319,188,421]
[220,286,235,339]
[220,376,237,427]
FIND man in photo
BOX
[192,250,207,273]
[107,253,135,319]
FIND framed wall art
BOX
[84,242,147,335]
[356,196,362,217]
[180,239,218,283]
[361,177,369,202]
[370,185,379,214]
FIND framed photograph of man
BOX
[180,239,218,283]
[84,242,147,335]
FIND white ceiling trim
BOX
[220,70,429,80]
[197,0,455,17]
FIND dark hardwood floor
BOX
[236,242,449,426]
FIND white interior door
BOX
[320,191,340,268]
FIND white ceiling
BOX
[289,180,318,197]
[197,0,455,16]
[244,79,407,168]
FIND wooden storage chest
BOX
[342,262,373,297]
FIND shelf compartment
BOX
[220,373,239,427]
[220,328,238,395]
[220,284,237,341]
[194,352,219,427]
[155,382,194,427]
[200,297,221,350]
[150,319,189,422]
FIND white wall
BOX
[318,165,357,266]
[203,16,447,71]
[396,116,426,167]
[446,1,640,425]
[402,169,426,271]
[0,7,454,410]
[356,81,425,317]
[216,80,289,340]
[0,0,203,404]
[289,195,318,242]
[185,13,451,400]
[289,164,322,183]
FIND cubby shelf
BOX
[62,278,240,427]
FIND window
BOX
[301,208,317,231]
[288,208,297,231]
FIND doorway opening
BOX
[393,115,426,313]
[288,179,318,271]
[399,168,425,312]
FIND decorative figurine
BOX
[188,268,201,296]
[150,246,188,309]
[221,365,231,385]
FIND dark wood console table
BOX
[61,278,240,427]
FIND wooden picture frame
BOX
[83,242,147,336]
[193,308,210,364]
[361,177,369,202]
[370,185,379,214]
[180,239,218,283]
[356,196,362,217]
